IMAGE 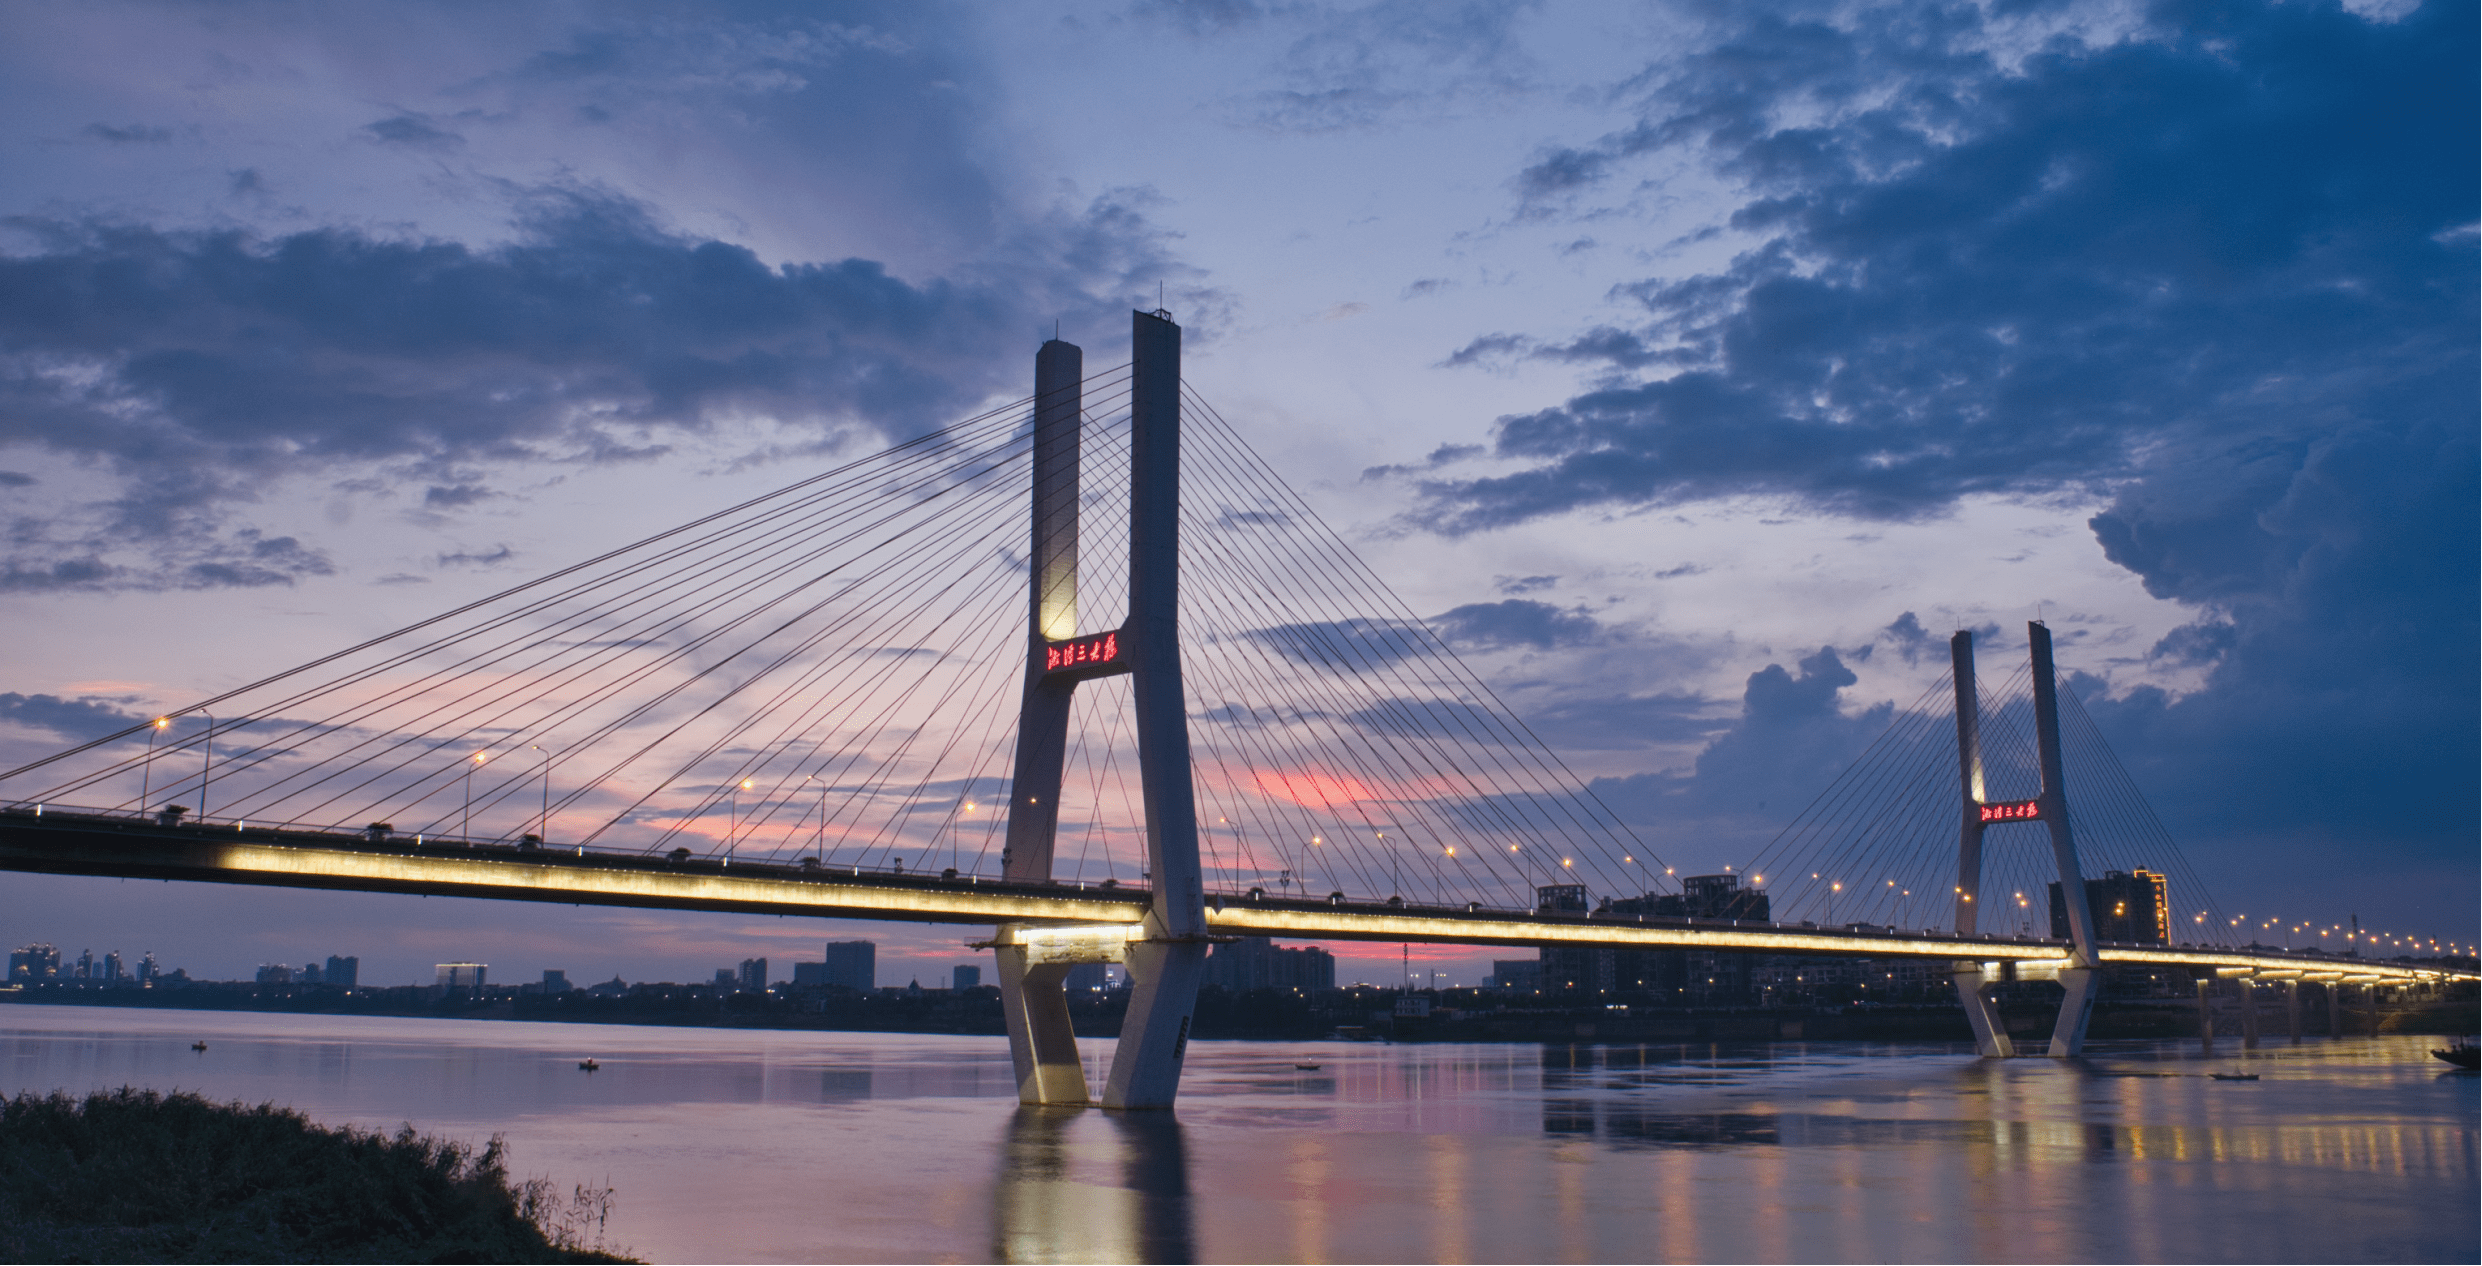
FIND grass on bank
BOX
[0,1087,633,1263]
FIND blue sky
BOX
[0,0,2470,985]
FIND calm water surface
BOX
[3,1004,2472,1263]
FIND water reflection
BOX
[993,1107,1195,1264]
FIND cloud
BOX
[1428,598,1600,650]
[1248,617,1428,672]
[0,185,1171,589]
[1492,573,1556,594]
[362,114,464,149]
[0,691,148,741]
[1410,0,2473,530]
[1388,0,2475,901]
[81,123,171,145]
[1589,648,1893,855]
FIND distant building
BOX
[299,961,323,985]
[821,941,875,991]
[1488,959,1542,990]
[541,969,570,993]
[325,956,358,989]
[255,964,294,984]
[586,975,629,997]
[739,958,768,992]
[436,963,487,989]
[2050,870,2170,943]
[714,968,737,988]
[102,951,125,984]
[75,949,94,980]
[1202,937,1335,992]
[1065,962,1112,994]
[1582,873,1774,1002]
[8,943,60,982]
[952,964,981,991]
[137,952,160,987]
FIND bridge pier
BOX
[2286,980,2302,1043]
[2239,978,2261,1049]
[1952,966,2015,1058]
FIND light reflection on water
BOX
[2,1004,2471,1264]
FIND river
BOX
[1,1003,2471,1263]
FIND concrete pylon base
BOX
[997,938,1090,1106]
[1102,928,1205,1110]
[2047,966,2100,1057]
[1953,968,2016,1058]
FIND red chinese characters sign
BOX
[1044,631,1121,673]
[1978,799,2043,823]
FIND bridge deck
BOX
[0,808,2463,984]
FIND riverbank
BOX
[0,1087,633,1263]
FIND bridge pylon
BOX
[1948,622,2102,1058]
[993,310,1208,1109]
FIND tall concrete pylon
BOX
[1947,629,2015,1058]
[993,310,1209,1109]
[1947,622,2101,1058]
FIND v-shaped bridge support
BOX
[1950,623,2101,1058]
[994,311,1208,1109]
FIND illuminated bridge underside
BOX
[0,811,2462,985]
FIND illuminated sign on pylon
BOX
[1042,630,1123,674]
[1977,799,2043,823]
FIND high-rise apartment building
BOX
[324,955,359,989]
[436,963,487,989]
[1201,937,1335,992]
[820,941,874,991]
[7,944,59,982]
[951,964,982,991]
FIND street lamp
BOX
[141,716,169,812]
[195,709,216,821]
[729,778,754,866]
[528,744,551,842]
[464,750,487,840]
[805,773,827,858]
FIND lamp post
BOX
[141,717,168,812]
[529,744,551,842]
[730,778,753,866]
[805,773,826,859]
[464,750,486,840]
[195,709,216,821]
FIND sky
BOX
[0,0,2471,988]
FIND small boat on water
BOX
[1294,1063,1321,1071]
[578,1058,600,1072]
[2209,1071,2258,1081]
[191,1041,207,1052]
[2431,1041,2478,1071]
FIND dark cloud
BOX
[1412,0,2473,528]
[81,124,171,145]
[361,114,463,148]
[0,692,145,741]
[0,186,1165,589]
[1249,617,1428,672]
[1492,574,1556,594]
[1590,648,1892,855]
[1429,598,1600,651]
[1398,0,2475,905]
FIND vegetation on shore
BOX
[0,1088,633,1263]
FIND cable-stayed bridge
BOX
[1,311,2464,1107]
